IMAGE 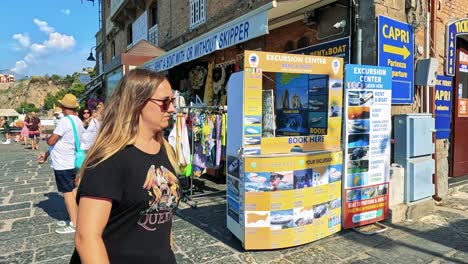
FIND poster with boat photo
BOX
[275,73,309,136]
[343,64,392,229]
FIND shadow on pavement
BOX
[35,192,68,221]
[341,215,468,263]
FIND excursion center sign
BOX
[343,64,392,229]
[378,15,414,104]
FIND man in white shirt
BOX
[44,94,84,234]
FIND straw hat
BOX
[59,94,79,109]
[53,107,62,114]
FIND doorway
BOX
[451,45,468,177]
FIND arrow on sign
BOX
[383,44,411,59]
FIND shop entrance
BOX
[451,45,468,177]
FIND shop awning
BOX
[142,2,275,72]
[142,0,337,72]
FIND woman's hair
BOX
[77,69,179,184]
[78,108,91,121]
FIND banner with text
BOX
[434,76,453,139]
[343,64,392,229]
[144,10,268,72]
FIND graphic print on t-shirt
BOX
[138,165,180,231]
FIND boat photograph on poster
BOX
[245,172,271,192]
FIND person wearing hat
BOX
[41,93,84,234]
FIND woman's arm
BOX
[75,196,112,264]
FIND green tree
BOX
[43,93,59,110]
[70,82,85,97]
[15,102,39,114]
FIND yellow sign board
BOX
[243,151,343,250]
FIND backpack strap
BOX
[66,115,81,152]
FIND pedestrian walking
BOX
[27,112,41,150]
[72,69,179,263]
[41,93,84,234]
[21,114,30,145]
[79,108,100,152]
[0,117,11,144]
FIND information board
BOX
[343,64,392,229]
[434,76,453,139]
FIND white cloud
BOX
[45,32,75,50]
[12,61,28,73]
[12,33,31,48]
[10,20,76,74]
[33,19,55,34]
[61,9,71,15]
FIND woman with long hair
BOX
[78,108,92,128]
[79,108,99,152]
[72,69,179,263]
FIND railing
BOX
[148,24,159,46]
[110,0,125,19]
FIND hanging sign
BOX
[434,76,453,139]
[378,16,414,104]
[290,37,351,64]
[343,64,392,229]
[446,18,468,76]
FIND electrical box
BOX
[394,114,435,158]
[393,114,435,203]
[415,58,438,86]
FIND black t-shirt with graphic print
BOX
[70,145,179,264]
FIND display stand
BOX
[226,51,345,250]
[178,105,227,209]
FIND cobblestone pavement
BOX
[1,142,468,263]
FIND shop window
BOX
[150,1,158,27]
[127,24,133,46]
[111,41,115,58]
[189,0,206,30]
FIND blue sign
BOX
[345,64,393,91]
[435,75,453,139]
[446,18,468,76]
[378,16,414,104]
[291,37,350,64]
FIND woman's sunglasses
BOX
[83,111,90,114]
[147,97,176,112]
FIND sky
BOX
[0,0,99,77]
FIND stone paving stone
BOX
[9,193,48,203]
[23,232,74,250]
[34,242,75,262]
[0,250,34,264]
[207,256,246,264]
[283,247,341,264]
[0,224,49,241]
[175,253,195,264]
[12,215,63,230]
[33,187,49,193]
[367,240,443,264]
[173,218,198,231]
[5,183,48,192]
[0,191,10,198]
[36,255,72,264]
[0,238,25,255]
[320,235,374,259]
[239,250,283,264]
[0,208,30,220]
[13,189,32,195]
[172,228,219,252]
[346,255,389,264]
[268,258,293,264]
[0,202,30,212]
[185,245,234,263]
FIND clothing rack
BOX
[176,104,227,208]
[215,59,236,69]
